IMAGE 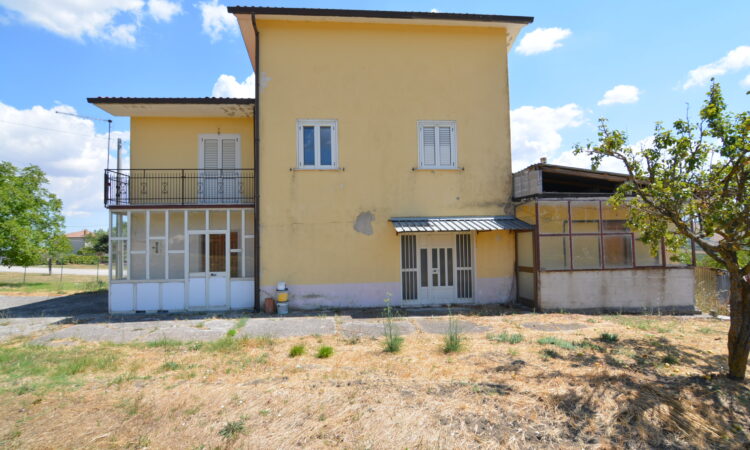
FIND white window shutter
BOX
[438,126,452,166]
[203,139,219,169]
[422,126,436,166]
[221,138,237,169]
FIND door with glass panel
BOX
[417,234,456,302]
[188,231,228,308]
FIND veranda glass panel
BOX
[230,210,241,249]
[516,231,534,268]
[168,211,184,251]
[150,211,165,237]
[209,234,226,272]
[209,210,226,230]
[110,240,128,280]
[603,234,633,268]
[130,212,146,251]
[188,211,205,230]
[112,211,128,238]
[244,237,255,278]
[168,253,184,279]
[602,204,629,233]
[149,238,166,279]
[131,253,146,280]
[230,253,240,278]
[635,235,662,266]
[244,209,254,236]
[189,234,206,273]
[538,201,569,234]
[518,271,534,300]
[572,235,601,269]
[571,201,600,233]
[539,236,570,270]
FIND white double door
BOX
[188,231,228,308]
[200,135,240,203]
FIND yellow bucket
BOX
[277,291,288,303]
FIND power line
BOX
[0,119,125,143]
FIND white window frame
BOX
[296,119,339,169]
[418,120,457,169]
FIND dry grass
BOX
[0,313,748,449]
[0,272,107,296]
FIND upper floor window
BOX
[418,121,457,169]
[297,119,338,169]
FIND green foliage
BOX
[62,254,103,265]
[537,336,578,350]
[83,229,108,255]
[316,346,333,359]
[599,333,619,343]
[288,344,305,357]
[443,315,463,353]
[382,300,403,353]
[0,162,70,267]
[487,332,524,344]
[541,349,561,359]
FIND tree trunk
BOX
[727,271,750,380]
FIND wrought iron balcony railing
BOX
[104,169,255,207]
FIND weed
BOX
[202,336,245,353]
[541,349,561,359]
[383,300,404,353]
[443,314,463,354]
[661,354,679,365]
[218,420,245,441]
[184,406,201,416]
[537,336,577,350]
[226,329,237,338]
[147,338,183,349]
[253,335,276,348]
[289,344,305,357]
[599,332,619,343]
[697,327,717,334]
[259,409,270,416]
[607,315,673,333]
[346,336,361,345]
[316,346,334,359]
[160,361,181,371]
[194,322,205,328]
[117,395,143,416]
[487,332,523,344]
[235,316,249,329]
[13,384,34,395]
[507,348,519,357]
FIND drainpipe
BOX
[252,13,261,313]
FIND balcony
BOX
[104,169,255,207]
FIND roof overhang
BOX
[87,97,254,118]
[390,216,534,233]
[229,7,534,72]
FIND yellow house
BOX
[89,7,536,313]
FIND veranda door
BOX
[200,135,240,203]
[418,234,456,302]
[188,232,228,308]
[401,233,474,304]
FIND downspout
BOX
[252,13,261,312]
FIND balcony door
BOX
[199,135,240,204]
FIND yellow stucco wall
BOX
[130,117,253,169]
[256,19,515,294]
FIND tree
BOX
[0,162,70,268]
[83,229,108,255]
[575,81,750,379]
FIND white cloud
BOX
[430,8,440,13]
[510,103,584,171]
[741,73,750,88]
[515,27,571,55]
[212,74,255,98]
[597,84,641,106]
[0,102,129,220]
[551,150,626,173]
[0,0,180,45]
[148,0,181,22]
[683,45,750,89]
[198,0,238,42]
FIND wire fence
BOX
[694,266,730,315]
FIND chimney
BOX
[540,157,547,164]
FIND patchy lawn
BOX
[0,313,748,448]
[0,272,107,296]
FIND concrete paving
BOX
[339,319,416,338]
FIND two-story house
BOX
[90,7,535,313]
[90,6,695,314]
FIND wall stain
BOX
[353,211,374,235]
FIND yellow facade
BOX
[130,117,253,169]
[255,19,515,301]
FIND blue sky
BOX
[0,0,749,231]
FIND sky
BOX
[0,0,749,232]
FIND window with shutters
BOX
[296,120,338,169]
[418,121,457,169]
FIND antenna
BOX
[55,111,113,169]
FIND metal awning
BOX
[389,216,534,233]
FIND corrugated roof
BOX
[87,97,254,105]
[390,216,533,233]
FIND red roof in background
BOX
[65,230,90,238]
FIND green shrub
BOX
[541,349,561,359]
[443,315,463,354]
[599,332,619,343]
[219,420,245,440]
[289,344,305,357]
[487,332,523,344]
[226,329,237,338]
[537,336,577,350]
[316,346,334,359]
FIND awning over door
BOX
[390,216,534,233]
